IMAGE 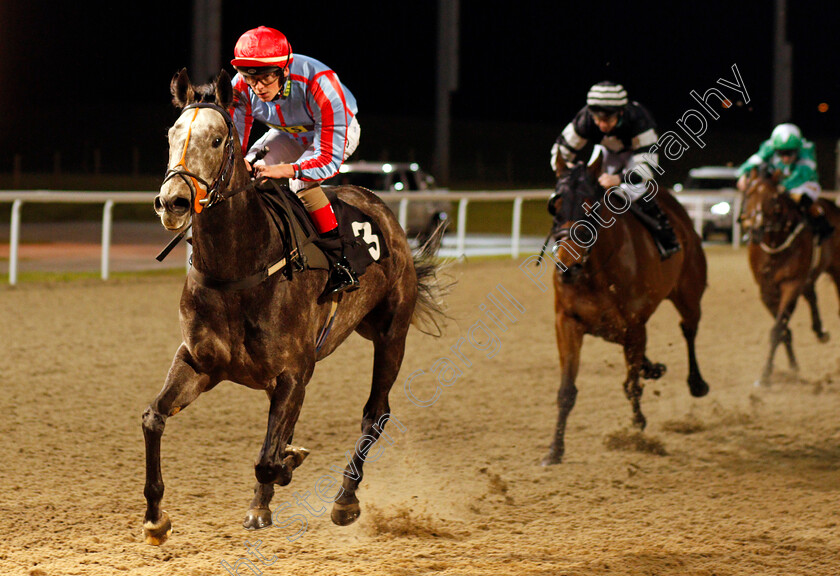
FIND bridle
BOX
[542,165,602,274]
[156,102,255,262]
[162,102,237,213]
[157,102,310,292]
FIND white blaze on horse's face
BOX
[154,108,229,231]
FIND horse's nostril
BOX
[173,197,191,211]
[154,196,164,212]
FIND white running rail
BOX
[2,189,838,285]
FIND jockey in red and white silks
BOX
[231,53,359,189]
[229,26,362,294]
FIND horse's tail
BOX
[411,222,452,337]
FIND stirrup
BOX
[328,262,360,294]
[656,232,681,260]
[659,242,681,260]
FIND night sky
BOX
[1,0,838,185]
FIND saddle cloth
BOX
[257,181,387,277]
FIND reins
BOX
[758,220,806,254]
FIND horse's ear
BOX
[171,68,194,108]
[587,147,604,178]
[215,70,233,109]
[555,161,568,179]
[772,169,782,184]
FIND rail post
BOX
[9,199,23,286]
[398,197,409,231]
[101,200,114,280]
[511,196,523,258]
[456,197,468,257]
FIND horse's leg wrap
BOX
[298,184,338,234]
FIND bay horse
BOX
[740,167,840,386]
[143,69,445,545]
[541,154,709,465]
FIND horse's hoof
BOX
[818,332,830,343]
[143,511,172,546]
[541,453,562,466]
[283,445,310,469]
[632,415,647,430]
[243,507,272,530]
[689,378,710,398]
[331,500,361,526]
[642,362,667,380]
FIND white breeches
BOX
[789,181,821,201]
[247,116,361,191]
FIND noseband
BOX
[162,102,236,213]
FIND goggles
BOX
[241,71,282,87]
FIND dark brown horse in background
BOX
[143,70,445,544]
[740,167,840,386]
[542,154,709,465]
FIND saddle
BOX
[256,179,387,281]
[544,183,678,261]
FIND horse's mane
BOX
[555,162,602,224]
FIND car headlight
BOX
[710,201,731,216]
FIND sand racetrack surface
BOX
[1,246,839,575]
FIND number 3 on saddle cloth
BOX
[257,180,387,286]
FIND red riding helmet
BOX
[231,26,293,73]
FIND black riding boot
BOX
[316,229,360,295]
[799,195,834,244]
[638,199,681,260]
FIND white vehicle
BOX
[674,166,739,241]
[325,161,450,240]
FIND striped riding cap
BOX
[586,82,628,111]
[231,26,293,72]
